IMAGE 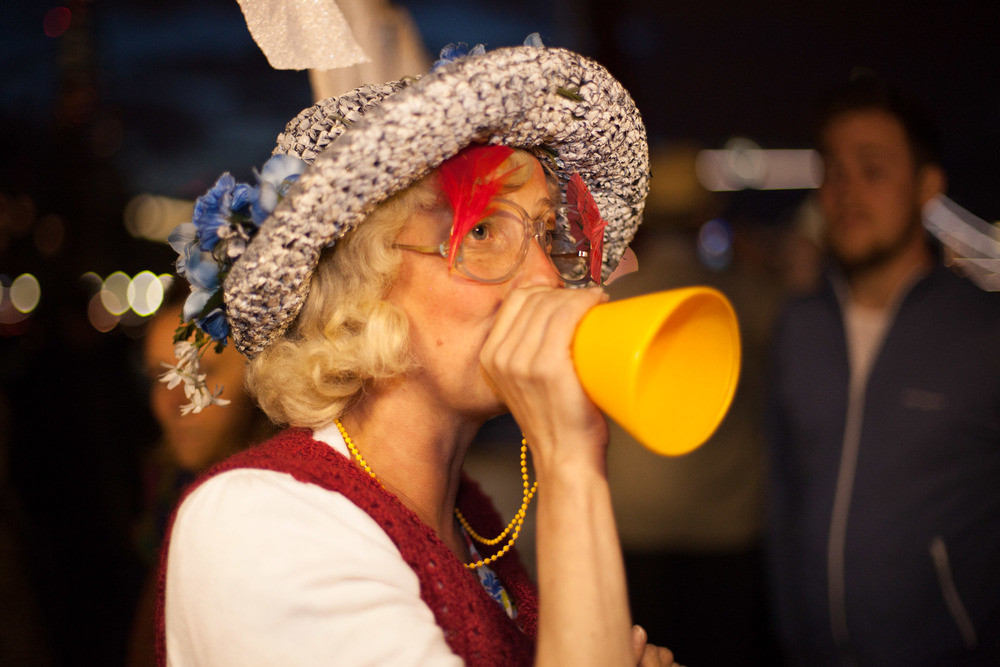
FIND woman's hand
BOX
[479,285,609,475]
[632,625,680,667]
[484,285,649,666]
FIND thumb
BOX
[631,624,648,663]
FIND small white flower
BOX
[181,382,231,415]
[174,341,200,366]
[212,390,231,408]
[159,363,186,390]
[159,341,231,414]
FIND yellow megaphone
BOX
[572,287,741,456]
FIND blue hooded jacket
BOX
[766,262,1000,665]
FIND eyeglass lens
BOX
[456,200,590,283]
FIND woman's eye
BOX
[468,223,490,241]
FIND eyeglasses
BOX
[395,198,592,285]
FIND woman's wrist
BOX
[526,428,607,481]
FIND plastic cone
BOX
[572,287,741,456]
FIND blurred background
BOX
[1,0,998,664]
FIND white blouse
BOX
[164,423,464,666]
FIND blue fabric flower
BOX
[432,42,486,70]
[192,173,237,251]
[168,223,197,260]
[182,287,213,322]
[259,153,307,185]
[230,182,254,215]
[168,155,306,352]
[196,307,229,344]
[169,220,222,295]
[179,244,222,292]
[252,154,306,225]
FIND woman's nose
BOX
[516,236,563,288]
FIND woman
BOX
[157,43,674,665]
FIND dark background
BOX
[1,0,998,663]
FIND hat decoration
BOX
[160,154,306,413]
[566,172,608,284]
[437,144,517,269]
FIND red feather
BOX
[566,172,606,284]
[438,145,516,268]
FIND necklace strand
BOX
[334,418,536,570]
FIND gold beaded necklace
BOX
[334,418,537,570]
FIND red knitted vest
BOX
[155,428,538,666]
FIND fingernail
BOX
[631,624,646,645]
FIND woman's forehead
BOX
[396,199,451,243]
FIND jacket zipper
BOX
[827,383,863,655]
[825,273,912,658]
[928,535,977,649]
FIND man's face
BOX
[817,109,928,272]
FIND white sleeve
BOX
[165,468,464,667]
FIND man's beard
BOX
[831,211,926,277]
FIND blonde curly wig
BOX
[246,175,436,427]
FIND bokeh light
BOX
[127,271,164,316]
[697,219,734,272]
[0,297,28,327]
[87,292,119,332]
[124,194,194,241]
[80,271,102,293]
[43,7,72,38]
[83,271,176,332]
[10,274,42,313]
[695,139,822,192]
[726,138,767,189]
[100,271,131,316]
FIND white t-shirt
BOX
[164,422,464,666]
[844,299,891,393]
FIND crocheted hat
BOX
[224,44,649,358]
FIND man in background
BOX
[766,72,1000,664]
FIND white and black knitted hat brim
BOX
[225,45,650,358]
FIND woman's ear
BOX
[917,163,947,206]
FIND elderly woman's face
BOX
[387,155,562,417]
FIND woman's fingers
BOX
[485,289,555,384]
[483,286,605,384]
[480,286,609,467]
[631,624,648,664]
[632,625,680,667]
[639,645,677,667]
[481,286,605,411]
